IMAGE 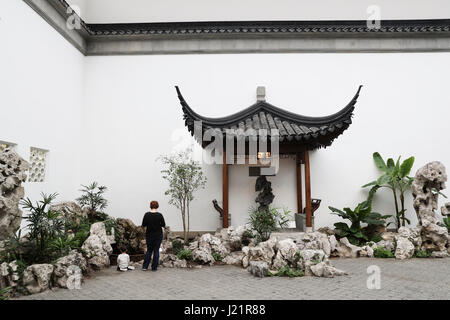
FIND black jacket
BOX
[142,212,166,237]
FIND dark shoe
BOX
[151,269,157,272]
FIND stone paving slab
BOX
[15,258,450,300]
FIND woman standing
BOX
[141,201,166,271]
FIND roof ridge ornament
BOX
[257,86,266,102]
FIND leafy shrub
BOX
[171,239,184,255]
[362,152,415,229]
[69,219,91,249]
[0,287,11,300]
[271,266,304,278]
[248,206,291,243]
[241,230,254,246]
[329,186,390,246]
[373,246,395,258]
[294,251,301,265]
[443,217,450,232]
[20,193,65,263]
[413,249,431,258]
[76,182,108,222]
[212,252,223,262]
[0,230,23,263]
[47,236,74,260]
[177,249,193,261]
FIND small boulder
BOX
[394,237,415,260]
[23,264,54,294]
[54,250,88,288]
[310,260,347,278]
[223,251,244,266]
[334,237,362,258]
[248,261,268,278]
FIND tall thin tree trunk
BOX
[400,192,405,227]
[181,198,187,243]
[187,200,190,244]
[392,188,400,230]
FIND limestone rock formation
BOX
[54,250,88,288]
[192,247,214,264]
[223,251,245,266]
[160,254,188,268]
[394,237,415,260]
[0,148,29,241]
[310,260,347,278]
[115,218,146,254]
[50,201,86,228]
[333,237,362,258]
[298,231,333,256]
[440,202,450,217]
[412,162,449,255]
[22,264,54,294]
[297,249,326,276]
[81,222,113,270]
[246,237,277,267]
[0,260,20,289]
[375,239,395,252]
[198,233,229,257]
[248,261,268,278]
[272,238,297,269]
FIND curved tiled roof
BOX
[176,86,362,150]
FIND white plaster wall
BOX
[0,0,84,226]
[67,0,450,23]
[82,52,450,231]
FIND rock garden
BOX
[1,148,449,300]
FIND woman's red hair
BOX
[150,201,159,209]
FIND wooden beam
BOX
[304,150,312,229]
[222,151,229,228]
[296,153,303,214]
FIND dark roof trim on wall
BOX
[24,0,450,56]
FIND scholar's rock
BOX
[0,148,29,241]
[81,222,113,270]
[412,162,449,254]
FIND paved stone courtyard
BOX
[15,258,450,300]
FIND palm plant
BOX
[20,193,64,262]
[362,152,414,229]
[329,186,391,246]
[76,182,108,222]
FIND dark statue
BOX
[255,176,275,212]
[212,199,223,217]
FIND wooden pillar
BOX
[222,151,229,228]
[304,150,312,229]
[296,153,303,214]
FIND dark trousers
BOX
[143,234,162,270]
